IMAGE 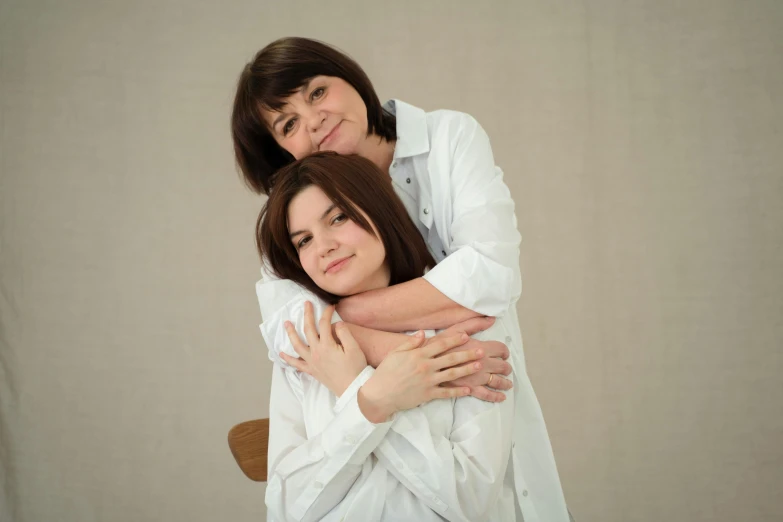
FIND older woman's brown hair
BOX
[233,37,396,195]
[257,152,434,304]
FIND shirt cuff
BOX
[320,383,394,464]
[422,245,520,317]
[334,366,375,414]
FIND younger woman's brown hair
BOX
[233,37,396,195]
[257,152,434,304]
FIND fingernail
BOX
[475,348,483,357]
[461,333,468,341]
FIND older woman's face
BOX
[261,76,368,160]
[287,185,389,297]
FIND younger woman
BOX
[258,152,517,521]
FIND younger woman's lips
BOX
[325,255,353,274]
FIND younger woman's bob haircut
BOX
[257,152,434,304]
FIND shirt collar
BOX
[383,99,430,159]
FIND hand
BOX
[429,317,513,403]
[280,302,367,397]
[358,331,484,423]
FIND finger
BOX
[434,360,482,384]
[486,374,513,391]
[318,304,336,344]
[302,301,320,347]
[448,316,496,336]
[484,357,513,376]
[284,321,311,361]
[432,348,483,371]
[280,352,311,375]
[431,386,471,400]
[422,333,468,358]
[482,340,510,361]
[334,322,360,353]
[470,386,507,403]
[391,330,426,352]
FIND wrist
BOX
[357,379,394,423]
[337,295,371,327]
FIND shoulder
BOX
[425,109,485,152]
[426,109,480,135]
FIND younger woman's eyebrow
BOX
[289,204,337,238]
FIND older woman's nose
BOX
[305,108,326,133]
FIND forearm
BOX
[342,323,411,368]
[267,367,393,521]
[338,277,481,332]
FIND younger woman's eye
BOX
[283,117,297,136]
[296,235,311,249]
[311,86,325,100]
[331,213,347,225]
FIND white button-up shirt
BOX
[257,100,570,522]
[267,314,517,521]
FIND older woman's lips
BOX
[325,255,353,274]
[319,121,342,148]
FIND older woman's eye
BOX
[283,117,297,136]
[311,87,325,100]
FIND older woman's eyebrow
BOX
[272,112,289,129]
[271,80,316,129]
[288,203,337,238]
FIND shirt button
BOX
[406,177,411,184]
[441,250,446,256]
[345,435,357,444]
[391,161,397,169]
[423,208,429,215]
[522,490,528,497]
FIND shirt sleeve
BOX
[265,365,393,522]
[256,264,343,368]
[372,376,516,521]
[422,112,523,317]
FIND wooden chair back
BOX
[227,418,270,482]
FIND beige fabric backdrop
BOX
[1,1,782,521]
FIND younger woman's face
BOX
[287,185,389,296]
[261,76,368,160]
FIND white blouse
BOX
[266,315,517,521]
[257,100,570,522]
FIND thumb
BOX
[451,316,495,336]
[391,330,426,353]
[334,322,360,353]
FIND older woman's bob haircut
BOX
[257,152,434,304]
[233,37,396,195]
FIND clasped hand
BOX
[280,302,486,422]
